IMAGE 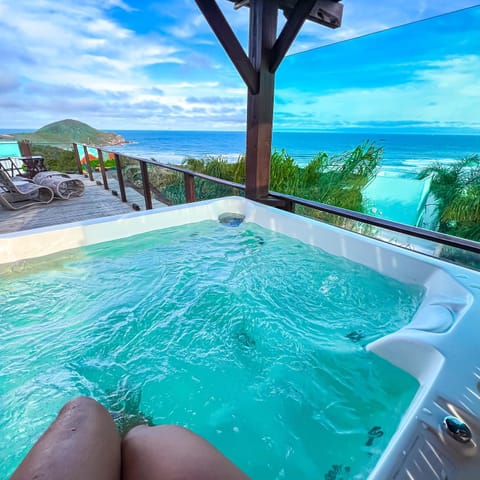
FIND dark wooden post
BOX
[82,145,94,181]
[96,148,109,190]
[195,0,316,205]
[139,161,153,210]
[18,140,32,157]
[73,143,83,174]
[282,198,295,212]
[114,153,127,202]
[184,172,196,203]
[245,0,278,201]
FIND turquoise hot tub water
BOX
[0,220,422,479]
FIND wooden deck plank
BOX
[0,174,167,234]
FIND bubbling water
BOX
[0,220,422,478]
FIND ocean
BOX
[2,129,480,177]
[111,130,480,177]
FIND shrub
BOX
[30,144,78,172]
[162,141,383,211]
[418,154,480,241]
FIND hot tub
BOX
[1,197,479,479]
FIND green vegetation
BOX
[11,119,125,147]
[139,141,382,216]
[30,144,78,172]
[270,141,381,211]
[419,154,480,242]
[127,155,245,205]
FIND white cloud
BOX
[104,0,137,12]
[167,13,208,39]
[0,0,252,129]
[1,0,479,130]
[275,54,480,131]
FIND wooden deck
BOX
[0,173,168,234]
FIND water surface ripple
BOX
[0,221,423,479]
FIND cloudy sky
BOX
[276,5,480,133]
[0,0,479,132]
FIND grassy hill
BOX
[12,119,126,146]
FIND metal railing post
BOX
[184,172,196,203]
[114,153,127,202]
[82,145,94,181]
[72,143,83,174]
[96,148,109,190]
[283,199,295,212]
[139,161,153,210]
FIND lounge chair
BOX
[0,168,54,210]
[33,171,85,199]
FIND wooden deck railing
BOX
[73,143,245,206]
[72,143,480,257]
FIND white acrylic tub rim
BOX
[1,196,479,479]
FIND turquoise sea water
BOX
[107,130,480,176]
[0,221,422,479]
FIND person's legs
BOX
[11,396,121,480]
[122,424,250,480]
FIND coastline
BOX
[2,128,479,177]
[110,130,480,176]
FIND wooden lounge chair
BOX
[0,159,54,210]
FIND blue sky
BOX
[0,0,479,132]
[276,5,480,133]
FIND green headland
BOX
[5,119,126,146]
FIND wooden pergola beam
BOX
[194,0,259,94]
[270,0,317,73]
[196,0,326,202]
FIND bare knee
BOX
[51,396,113,434]
[122,425,249,480]
[11,397,121,480]
[62,396,101,410]
[122,424,203,457]
[58,396,109,418]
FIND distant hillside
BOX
[12,119,126,146]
